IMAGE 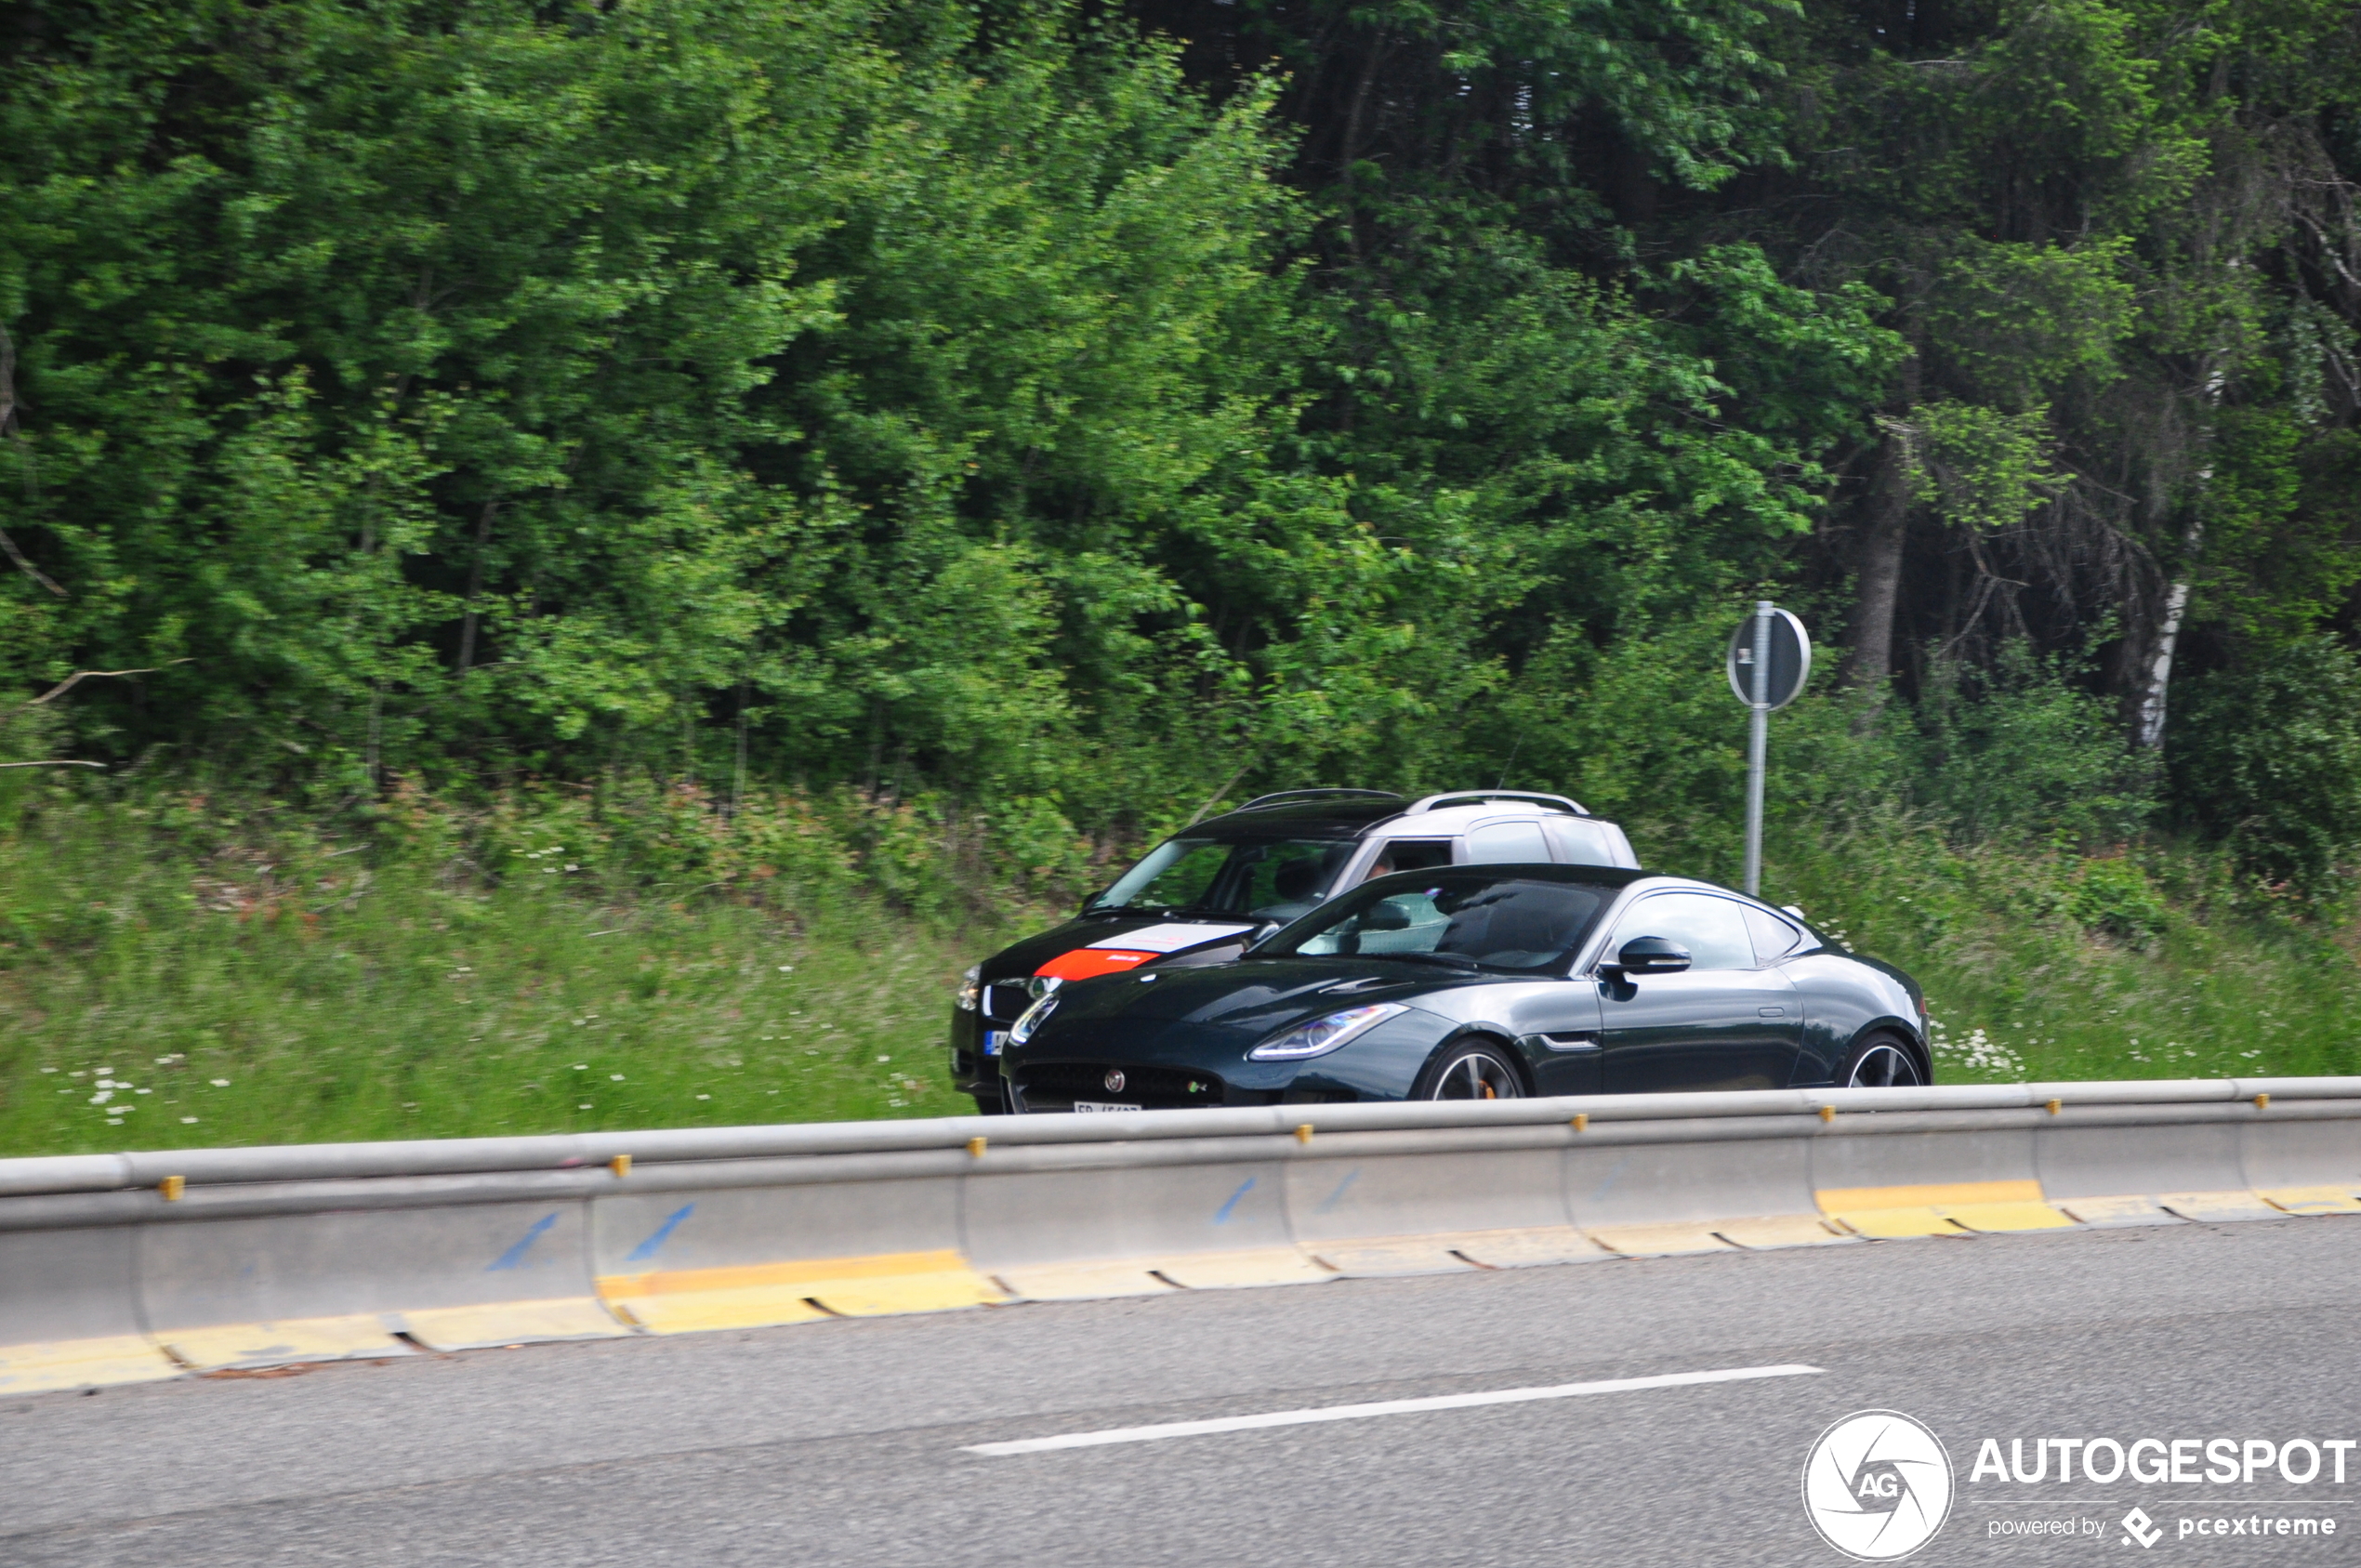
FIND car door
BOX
[1519,980,1606,1096]
[1595,891,1802,1093]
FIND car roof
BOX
[1354,862,1652,892]
[1190,789,1616,839]
[1349,865,1787,909]
[1189,797,1409,837]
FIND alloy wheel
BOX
[1426,1048,1523,1100]
[1847,1043,1922,1088]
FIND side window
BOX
[1607,892,1755,970]
[1743,905,1803,963]
[1361,838,1454,880]
[1466,820,1550,864]
[1297,890,1452,955]
[1242,842,1348,909]
[1544,817,1619,866]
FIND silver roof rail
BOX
[1233,788,1407,811]
[1403,790,1587,816]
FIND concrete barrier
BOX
[1808,1110,2077,1237]
[0,1226,177,1393]
[1565,1120,1843,1255]
[138,1198,625,1368]
[4,1078,2357,1390]
[965,1140,1316,1298]
[2034,1103,2284,1224]
[2239,1105,2361,1216]
[592,1163,998,1330]
[1282,1128,1591,1276]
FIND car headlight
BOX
[956,964,981,1013]
[1009,992,1061,1047]
[1248,1003,1408,1061]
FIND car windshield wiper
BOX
[1360,950,1484,970]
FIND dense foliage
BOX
[3,0,2359,893]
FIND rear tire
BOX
[1415,1041,1525,1101]
[1841,1033,1926,1088]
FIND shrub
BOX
[2170,638,2361,893]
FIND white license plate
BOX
[981,1030,1007,1057]
[1071,1100,1141,1113]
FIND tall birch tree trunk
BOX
[2136,515,2203,750]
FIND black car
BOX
[998,863,1928,1112]
[950,789,1640,1113]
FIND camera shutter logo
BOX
[1801,1410,1954,1561]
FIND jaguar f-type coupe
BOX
[999,863,1928,1111]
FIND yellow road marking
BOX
[2259,1186,2361,1216]
[0,1334,182,1393]
[1827,1206,1967,1239]
[597,1249,1004,1330]
[397,1298,634,1350]
[1816,1179,2044,1211]
[157,1314,406,1370]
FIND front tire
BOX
[1415,1041,1525,1101]
[1841,1033,1926,1088]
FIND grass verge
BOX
[2,797,2356,1156]
[0,803,1016,1154]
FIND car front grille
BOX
[985,983,1034,1022]
[1012,1061,1230,1111]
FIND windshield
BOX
[1258,870,1615,973]
[1095,836,1355,917]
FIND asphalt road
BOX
[5,1216,2357,1566]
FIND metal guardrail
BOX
[3,1078,2356,1396]
[2,1076,2347,1199]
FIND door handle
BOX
[1523,1032,1601,1053]
[1758,1007,1787,1017]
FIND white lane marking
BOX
[961,1363,1823,1456]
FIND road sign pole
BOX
[1744,600,1772,896]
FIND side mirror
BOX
[1608,935,1691,978]
[1077,886,1112,915]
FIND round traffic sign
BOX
[1727,606,1812,710]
